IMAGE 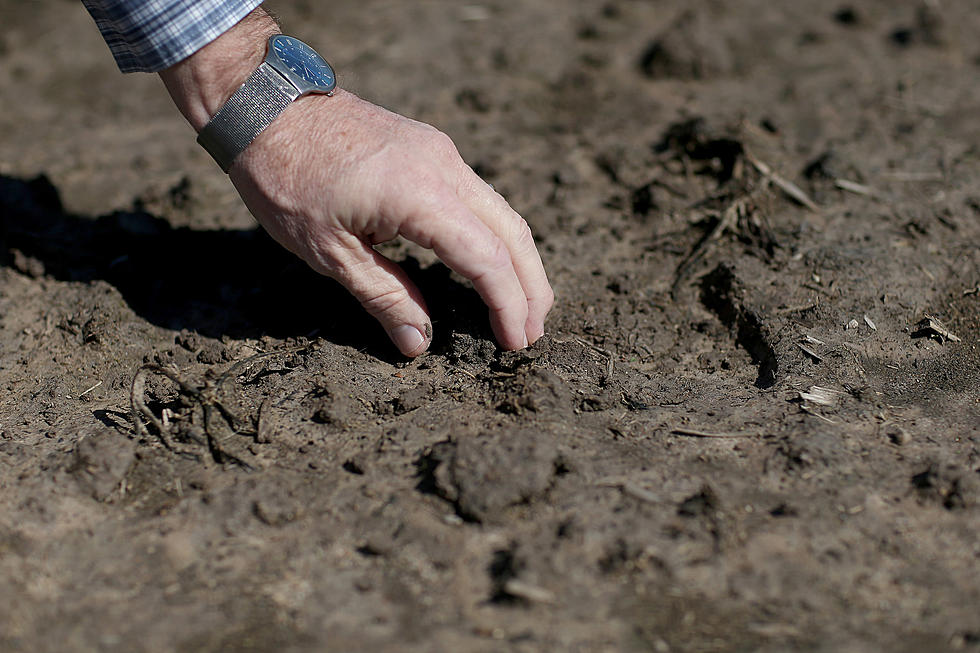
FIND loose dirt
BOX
[1,1,979,651]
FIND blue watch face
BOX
[270,36,336,90]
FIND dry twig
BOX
[911,315,960,343]
[130,346,306,467]
[747,155,820,212]
[797,342,823,363]
[834,178,891,202]
[670,427,759,439]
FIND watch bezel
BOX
[264,35,337,97]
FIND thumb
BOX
[317,240,432,357]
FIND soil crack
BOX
[699,263,780,388]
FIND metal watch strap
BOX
[196,62,299,172]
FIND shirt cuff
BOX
[82,0,267,73]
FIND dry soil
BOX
[1,1,979,651]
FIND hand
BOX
[160,11,553,357]
[230,89,553,356]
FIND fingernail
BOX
[389,325,425,355]
[523,332,529,348]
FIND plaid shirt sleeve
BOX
[81,0,266,73]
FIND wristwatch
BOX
[197,34,337,172]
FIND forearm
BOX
[158,7,281,131]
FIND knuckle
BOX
[425,130,461,162]
[358,286,410,318]
[512,216,535,250]
[483,237,513,272]
[304,239,345,278]
[541,284,556,309]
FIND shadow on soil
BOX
[0,173,488,359]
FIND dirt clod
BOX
[639,10,734,80]
[419,429,559,523]
[70,429,137,501]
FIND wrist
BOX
[159,8,280,131]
